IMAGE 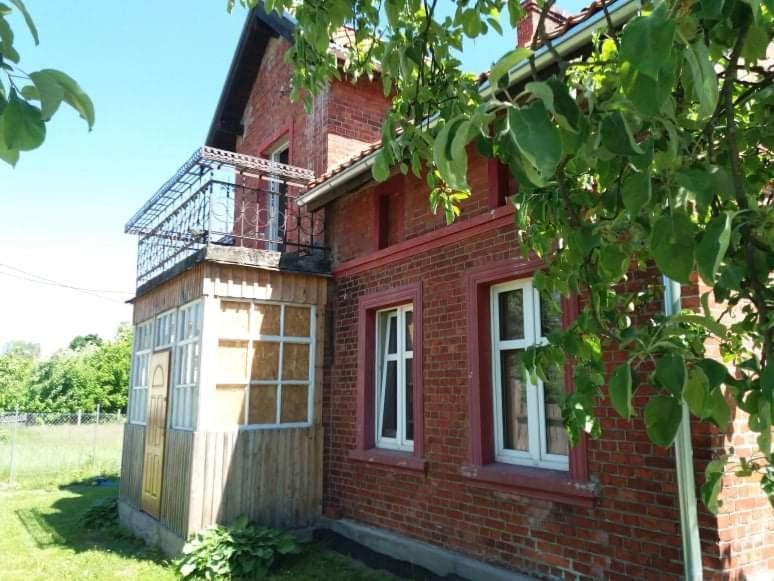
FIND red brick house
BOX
[119,2,773,579]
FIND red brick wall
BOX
[321,152,772,579]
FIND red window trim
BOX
[350,282,427,473]
[257,123,293,161]
[463,257,593,506]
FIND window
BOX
[215,300,314,428]
[375,305,414,452]
[351,283,425,472]
[171,300,202,430]
[463,259,592,505]
[491,279,567,470]
[267,143,289,251]
[129,320,153,424]
[154,309,176,349]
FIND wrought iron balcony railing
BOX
[126,147,326,289]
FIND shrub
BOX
[177,515,300,579]
[82,496,118,529]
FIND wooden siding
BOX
[133,263,206,323]
[119,423,145,508]
[160,429,194,537]
[203,263,327,306]
[187,426,324,532]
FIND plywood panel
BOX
[217,340,248,384]
[280,384,308,423]
[220,301,251,336]
[251,342,279,380]
[248,384,277,424]
[255,304,281,336]
[284,306,310,337]
[215,385,246,426]
[282,343,309,380]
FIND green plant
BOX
[81,496,118,529]
[176,516,300,580]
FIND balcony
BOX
[125,147,328,290]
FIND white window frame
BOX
[154,308,176,350]
[491,279,568,471]
[267,141,289,251]
[171,299,203,431]
[129,319,153,425]
[217,299,315,430]
[375,304,414,452]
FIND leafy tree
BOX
[0,340,38,410]
[0,0,94,166]
[69,333,103,351]
[239,0,774,510]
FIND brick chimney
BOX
[517,1,567,48]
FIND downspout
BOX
[663,276,703,580]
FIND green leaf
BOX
[620,3,675,79]
[621,62,671,117]
[644,395,683,447]
[695,213,732,285]
[741,24,769,63]
[600,112,643,156]
[9,0,37,45]
[762,362,774,396]
[696,358,728,389]
[683,40,719,118]
[29,71,65,121]
[672,313,727,338]
[621,171,651,216]
[684,366,710,418]
[547,77,581,132]
[708,386,730,429]
[39,69,94,129]
[598,245,629,281]
[433,115,469,190]
[609,363,635,419]
[655,353,687,396]
[372,149,390,182]
[507,100,561,180]
[1,91,45,151]
[701,470,723,514]
[489,47,531,87]
[650,213,696,283]
[0,130,18,166]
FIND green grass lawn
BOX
[0,484,396,580]
[0,422,124,488]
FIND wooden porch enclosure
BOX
[120,259,327,539]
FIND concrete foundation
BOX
[118,500,185,557]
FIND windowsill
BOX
[349,448,427,473]
[460,462,596,507]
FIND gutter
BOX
[297,0,641,210]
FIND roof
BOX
[297,0,640,210]
[206,4,296,151]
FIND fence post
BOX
[77,409,82,425]
[8,405,19,485]
[92,404,100,473]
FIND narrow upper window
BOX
[490,279,567,470]
[267,142,289,250]
[171,300,202,430]
[129,319,153,425]
[375,304,414,452]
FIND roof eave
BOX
[297,0,641,210]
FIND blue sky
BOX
[0,0,587,355]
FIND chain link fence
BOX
[0,407,125,488]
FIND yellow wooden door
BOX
[141,350,170,519]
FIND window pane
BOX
[387,315,397,354]
[380,360,398,438]
[282,343,309,381]
[405,358,414,441]
[500,350,529,452]
[251,341,280,380]
[280,384,308,423]
[544,365,569,456]
[215,385,245,426]
[217,340,248,384]
[498,289,524,340]
[540,292,563,338]
[221,301,250,336]
[405,310,414,352]
[254,304,281,336]
[284,306,310,337]
[248,384,277,424]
